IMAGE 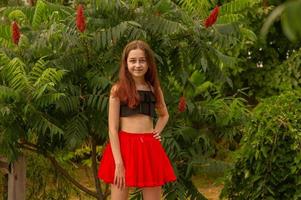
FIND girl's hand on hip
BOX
[153,129,162,141]
[114,163,126,190]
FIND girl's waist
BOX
[119,130,154,137]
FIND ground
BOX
[69,171,223,199]
[193,175,223,200]
[73,169,224,199]
[198,182,223,200]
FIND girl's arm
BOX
[108,85,125,189]
[108,85,122,164]
[154,87,169,136]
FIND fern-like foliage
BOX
[56,95,80,114]
[0,86,19,103]
[0,25,11,42]
[64,113,88,149]
[28,58,66,102]
[93,21,134,50]
[0,37,13,48]
[94,0,123,12]
[2,57,29,90]
[32,0,53,28]
[32,0,73,28]
[33,67,65,87]
[177,0,212,19]
[220,0,258,15]
[31,111,64,136]
[1,7,36,23]
[0,53,67,160]
[177,0,261,27]
[138,14,186,36]
[218,0,261,24]
[217,13,243,24]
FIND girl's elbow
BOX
[163,113,169,121]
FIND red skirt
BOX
[98,130,177,187]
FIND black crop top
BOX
[120,90,156,118]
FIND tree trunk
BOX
[8,155,26,200]
[3,174,8,200]
[91,137,104,200]
[0,156,9,200]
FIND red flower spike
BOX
[178,96,186,113]
[204,6,220,28]
[76,4,86,32]
[11,21,21,45]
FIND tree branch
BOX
[18,142,99,198]
[47,155,98,198]
[104,184,110,199]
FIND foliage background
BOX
[0,0,301,199]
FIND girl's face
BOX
[127,49,148,79]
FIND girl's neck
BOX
[132,77,147,86]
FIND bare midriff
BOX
[120,114,154,133]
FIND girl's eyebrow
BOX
[128,57,145,60]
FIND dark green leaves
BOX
[221,91,301,199]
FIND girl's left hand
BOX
[153,129,162,141]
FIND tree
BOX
[221,91,301,199]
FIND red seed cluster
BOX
[76,4,86,32]
[204,6,220,28]
[178,96,186,112]
[11,21,21,45]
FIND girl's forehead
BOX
[128,49,145,58]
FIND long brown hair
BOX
[113,40,162,109]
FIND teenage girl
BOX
[98,40,176,200]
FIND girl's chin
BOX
[131,73,146,77]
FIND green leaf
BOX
[260,5,285,40]
[0,25,11,40]
[195,81,214,96]
[189,70,205,86]
[240,27,257,42]
[4,58,29,90]
[8,10,28,24]
[32,0,50,28]
[281,9,297,42]
[220,0,259,14]
[217,14,243,24]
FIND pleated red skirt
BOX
[98,130,177,187]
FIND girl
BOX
[98,40,176,200]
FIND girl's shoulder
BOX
[110,83,120,97]
[111,83,119,90]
